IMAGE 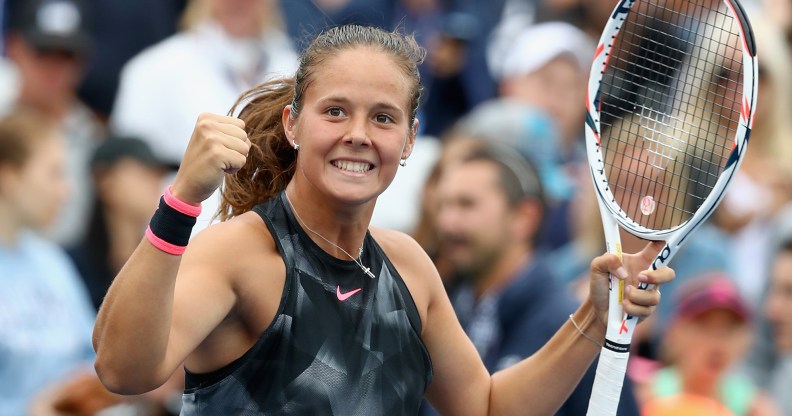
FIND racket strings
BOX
[599,0,743,231]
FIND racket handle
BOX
[587,346,629,416]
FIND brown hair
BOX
[0,107,55,170]
[219,24,425,220]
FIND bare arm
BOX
[396,232,672,415]
[93,114,252,394]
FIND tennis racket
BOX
[584,0,757,414]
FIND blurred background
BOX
[1,0,791,414]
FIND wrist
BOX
[575,299,607,342]
[145,188,200,256]
[169,181,204,207]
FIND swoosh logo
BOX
[336,286,362,301]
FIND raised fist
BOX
[171,113,251,204]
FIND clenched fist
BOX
[171,113,251,204]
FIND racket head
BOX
[585,0,758,242]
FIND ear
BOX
[401,118,419,160]
[282,105,297,143]
[0,164,20,198]
[512,199,543,244]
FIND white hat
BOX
[494,22,594,81]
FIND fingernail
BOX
[638,274,649,282]
[616,267,628,279]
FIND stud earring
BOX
[292,140,299,150]
[399,159,407,167]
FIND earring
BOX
[399,159,407,167]
[292,140,299,151]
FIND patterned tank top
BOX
[180,192,433,415]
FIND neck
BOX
[284,184,373,261]
[0,204,22,246]
[681,373,719,398]
[474,245,532,297]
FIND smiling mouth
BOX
[332,160,373,173]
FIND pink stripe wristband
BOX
[146,226,187,256]
[163,186,201,217]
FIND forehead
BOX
[305,46,412,108]
[439,160,501,196]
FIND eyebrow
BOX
[319,96,405,115]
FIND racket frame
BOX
[584,0,757,414]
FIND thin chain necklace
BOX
[284,191,375,279]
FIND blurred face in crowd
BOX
[667,308,750,391]
[209,0,271,38]
[500,55,586,149]
[0,130,69,232]
[96,159,165,224]
[435,160,516,280]
[6,36,83,119]
[765,248,792,352]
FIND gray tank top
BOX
[180,192,433,415]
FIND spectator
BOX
[67,137,168,311]
[642,273,778,416]
[0,108,105,416]
[492,21,593,169]
[111,0,297,166]
[743,228,792,416]
[111,0,298,235]
[76,0,186,120]
[426,140,640,415]
[713,10,792,308]
[761,238,792,415]
[4,0,105,246]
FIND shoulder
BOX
[370,227,433,274]
[22,232,79,274]
[190,211,275,258]
[370,227,441,320]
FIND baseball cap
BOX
[673,273,750,322]
[7,0,92,54]
[495,22,594,81]
[91,137,173,171]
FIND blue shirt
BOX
[0,231,96,416]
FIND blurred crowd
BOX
[1,0,792,415]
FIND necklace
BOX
[284,191,375,279]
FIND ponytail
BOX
[218,78,296,221]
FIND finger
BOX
[636,267,675,287]
[198,112,245,129]
[624,284,661,307]
[222,151,249,174]
[591,253,629,280]
[636,240,667,264]
[214,129,251,157]
[623,286,657,318]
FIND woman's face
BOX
[3,132,69,231]
[765,250,792,352]
[670,309,750,386]
[285,47,416,205]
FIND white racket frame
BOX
[584,0,757,414]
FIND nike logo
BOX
[336,286,362,301]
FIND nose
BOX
[344,116,371,148]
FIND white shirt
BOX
[111,21,298,164]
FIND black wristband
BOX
[148,196,197,248]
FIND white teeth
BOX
[332,160,371,173]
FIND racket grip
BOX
[587,346,629,416]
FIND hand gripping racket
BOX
[584,1,757,414]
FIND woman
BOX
[93,25,672,415]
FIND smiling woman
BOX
[92,24,674,415]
